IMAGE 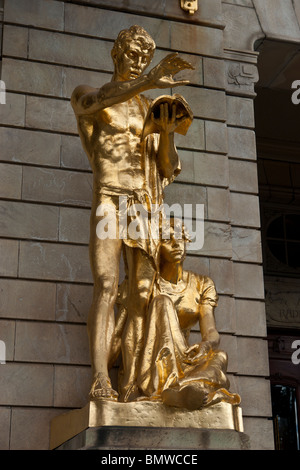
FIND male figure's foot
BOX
[89,372,118,401]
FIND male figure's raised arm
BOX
[71,53,194,116]
[71,75,153,116]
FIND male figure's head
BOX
[111,25,156,81]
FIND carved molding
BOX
[225,60,259,97]
[223,49,259,97]
[265,276,300,329]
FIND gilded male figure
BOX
[71,25,193,401]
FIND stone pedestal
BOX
[54,425,250,450]
[50,400,250,450]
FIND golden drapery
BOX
[115,272,241,409]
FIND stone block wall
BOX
[3,0,299,450]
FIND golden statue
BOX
[71,24,240,412]
[71,25,194,402]
[111,218,240,409]
[49,28,244,450]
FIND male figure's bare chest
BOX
[101,97,146,135]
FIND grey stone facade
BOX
[1,0,300,450]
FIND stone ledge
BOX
[50,400,245,450]
[55,426,250,450]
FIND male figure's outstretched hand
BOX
[147,52,194,89]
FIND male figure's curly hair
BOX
[111,25,156,62]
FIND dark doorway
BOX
[254,38,300,450]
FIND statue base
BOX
[50,400,249,450]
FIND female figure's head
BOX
[160,217,190,265]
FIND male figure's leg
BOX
[88,226,122,400]
[120,246,157,401]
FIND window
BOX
[267,214,300,269]
[268,334,300,451]
[271,384,300,450]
